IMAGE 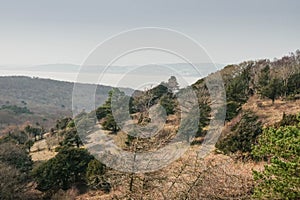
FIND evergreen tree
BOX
[261,78,283,104]
[167,76,179,93]
[252,125,300,199]
[257,66,283,103]
[216,111,262,154]
[33,147,93,192]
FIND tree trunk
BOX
[129,174,134,192]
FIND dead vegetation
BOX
[75,144,262,200]
[30,135,58,161]
[242,94,300,126]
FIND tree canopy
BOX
[33,147,93,192]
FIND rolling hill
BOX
[0,76,132,131]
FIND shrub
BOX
[0,142,33,173]
[159,94,176,115]
[275,112,300,127]
[51,187,79,200]
[0,162,26,199]
[0,142,34,199]
[86,159,110,192]
[225,101,241,121]
[252,126,300,199]
[32,147,93,192]
[216,111,262,155]
[102,114,119,133]
[0,105,33,114]
[55,117,72,130]
[60,128,83,148]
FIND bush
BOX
[55,117,72,130]
[216,111,262,155]
[0,142,33,173]
[159,94,176,115]
[86,159,110,192]
[101,114,119,133]
[275,112,300,127]
[0,142,34,199]
[0,105,33,114]
[0,162,26,199]
[252,126,300,199]
[32,147,93,192]
[225,101,241,121]
[60,128,83,148]
[51,187,79,200]
[96,105,110,120]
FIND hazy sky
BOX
[0,0,299,66]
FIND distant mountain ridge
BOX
[1,63,224,76]
[0,76,133,130]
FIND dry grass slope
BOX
[243,95,300,126]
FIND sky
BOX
[0,0,299,66]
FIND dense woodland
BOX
[0,51,300,199]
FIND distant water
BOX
[0,69,201,89]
